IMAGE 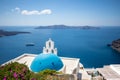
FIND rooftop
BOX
[97,65,120,80]
[3,53,80,74]
[60,57,79,74]
[30,53,63,72]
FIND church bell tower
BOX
[43,38,57,55]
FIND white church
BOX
[2,38,91,80]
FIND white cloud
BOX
[12,7,20,13]
[15,7,20,12]
[40,9,52,15]
[21,9,52,15]
[11,7,52,15]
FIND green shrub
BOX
[0,62,62,80]
[39,69,59,75]
[0,62,31,80]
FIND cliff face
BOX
[111,39,120,52]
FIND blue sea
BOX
[0,26,120,68]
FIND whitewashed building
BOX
[2,38,91,80]
[97,65,120,80]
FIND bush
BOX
[0,62,31,80]
[0,62,62,80]
[39,69,59,75]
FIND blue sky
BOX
[0,0,120,26]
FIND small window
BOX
[46,49,48,53]
[52,49,54,53]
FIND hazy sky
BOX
[0,0,120,26]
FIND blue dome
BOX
[30,53,63,72]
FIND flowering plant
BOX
[0,62,71,80]
[0,62,31,80]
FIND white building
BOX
[97,65,120,80]
[2,38,91,80]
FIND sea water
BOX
[0,26,120,68]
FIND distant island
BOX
[0,30,30,37]
[109,39,120,53]
[35,25,100,29]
